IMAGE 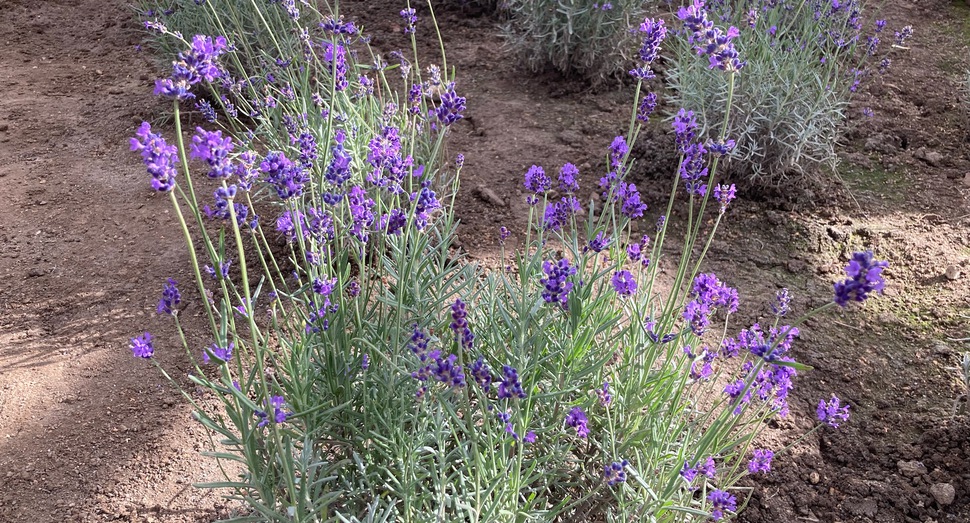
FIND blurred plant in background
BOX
[662,0,912,190]
[501,0,651,83]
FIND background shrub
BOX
[501,0,651,83]
[662,0,910,190]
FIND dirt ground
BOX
[1,0,969,522]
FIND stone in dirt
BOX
[945,265,961,281]
[897,460,927,477]
[473,185,506,207]
[914,147,944,167]
[929,483,955,506]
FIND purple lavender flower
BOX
[597,382,612,407]
[894,25,913,47]
[637,92,658,122]
[411,180,440,231]
[432,353,466,388]
[609,136,628,169]
[834,251,888,306]
[203,342,233,364]
[707,489,737,521]
[617,182,648,219]
[260,151,307,199]
[498,365,526,399]
[558,163,580,193]
[255,395,290,427]
[565,407,589,438]
[154,35,228,100]
[543,196,582,231]
[677,1,744,72]
[713,183,736,212]
[604,460,629,486]
[470,357,494,393]
[157,278,181,315]
[707,139,735,157]
[195,99,217,122]
[367,125,411,192]
[672,109,697,152]
[130,332,154,358]
[401,8,417,34]
[380,209,408,236]
[450,298,475,351]
[361,353,369,370]
[524,165,551,204]
[587,231,612,253]
[499,226,511,243]
[235,150,259,191]
[190,127,234,178]
[748,449,773,474]
[523,431,537,443]
[629,17,666,79]
[456,153,465,169]
[817,395,850,427]
[130,122,178,192]
[611,270,637,296]
[435,82,466,126]
[348,185,375,242]
[540,258,576,309]
[323,43,349,91]
[680,142,709,196]
[771,288,791,317]
[626,235,651,267]
[408,326,431,361]
[683,273,739,336]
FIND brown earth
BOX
[1,0,969,522]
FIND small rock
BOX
[557,130,584,146]
[897,460,928,477]
[810,471,820,484]
[930,482,955,506]
[945,265,961,281]
[845,498,878,518]
[473,185,506,208]
[933,341,952,356]
[0,123,8,132]
[26,268,45,278]
[925,151,944,167]
[963,173,970,188]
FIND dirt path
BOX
[0,1,226,521]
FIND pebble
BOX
[945,265,961,281]
[897,460,927,477]
[472,185,506,208]
[809,471,820,484]
[0,123,8,132]
[26,267,45,278]
[929,482,955,506]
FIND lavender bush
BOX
[501,0,651,82]
[662,0,912,189]
[130,1,887,521]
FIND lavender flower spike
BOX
[833,251,888,306]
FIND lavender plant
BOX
[130,1,887,521]
[501,0,651,82]
[662,0,912,189]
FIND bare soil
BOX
[1,0,969,522]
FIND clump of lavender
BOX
[604,460,629,486]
